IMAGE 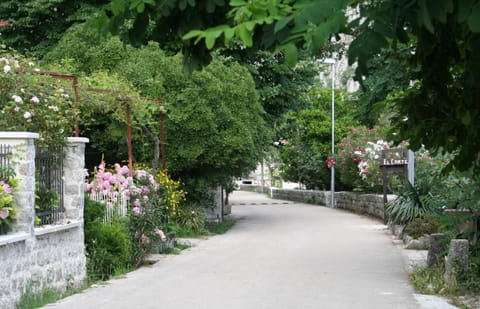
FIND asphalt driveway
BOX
[43,190,443,309]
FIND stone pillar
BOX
[63,137,89,221]
[427,233,446,267]
[0,132,39,234]
[444,239,469,287]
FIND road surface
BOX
[43,191,457,309]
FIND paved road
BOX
[44,191,434,309]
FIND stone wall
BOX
[271,188,396,220]
[0,133,88,309]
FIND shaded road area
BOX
[45,191,427,309]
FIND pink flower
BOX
[85,183,93,192]
[120,166,130,175]
[12,95,23,103]
[102,172,112,181]
[30,96,40,104]
[140,234,150,245]
[133,206,142,215]
[109,175,118,185]
[2,183,12,193]
[154,229,166,241]
[136,170,147,178]
[102,180,111,191]
[0,208,9,219]
[98,161,106,172]
[134,199,141,207]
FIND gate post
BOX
[63,137,89,221]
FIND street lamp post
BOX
[323,58,336,208]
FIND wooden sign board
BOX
[379,148,409,224]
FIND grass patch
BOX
[410,266,445,294]
[206,218,236,235]
[16,284,86,309]
[161,243,190,255]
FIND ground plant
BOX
[336,125,390,193]
[386,180,442,225]
[84,196,131,281]
[85,161,187,267]
[0,50,76,147]
[0,150,17,235]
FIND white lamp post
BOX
[323,58,336,208]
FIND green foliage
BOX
[16,284,85,309]
[353,48,414,127]
[44,25,127,74]
[386,180,443,225]
[410,266,446,295]
[46,31,270,197]
[86,221,132,281]
[97,0,480,174]
[34,181,59,226]
[0,165,17,235]
[278,87,357,189]
[173,202,206,233]
[410,262,480,298]
[0,51,76,147]
[163,55,271,190]
[206,218,236,235]
[95,0,231,69]
[0,0,109,56]
[335,124,390,192]
[279,140,329,190]
[125,171,165,266]
[221,49,317,125]
[349,0,480,174]
[405,217,441,239]
[84,197,132,281]
[17,287,65,309]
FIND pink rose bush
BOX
[336,126,392,192]
[85,161,181,265]
[0,178,18,235]
[0,51,76,147]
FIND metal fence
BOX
[35,146,64,225]
[89,190,128,224]
[0,144,13,179]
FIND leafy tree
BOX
[43,23,127,74]
[162,55,271,190]
[221,49,318,126]
[45,29,271,201]
[278,87,358,189]
[0,0,109,55]
[100,0,480,173]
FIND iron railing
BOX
[0,144,13,180]
[35,146,64,225]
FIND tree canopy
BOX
[0,0,109,55]
[98,0,480,173]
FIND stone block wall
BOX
[0,133,88,309]
[271,188,396,221]
[271,188,330,206]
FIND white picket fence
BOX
[88,191,128,223]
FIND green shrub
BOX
[405,217,440,239]
[84,197,132,281]
[173,202,206,233]
[386,179,442,224]
[86,221,132,281]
